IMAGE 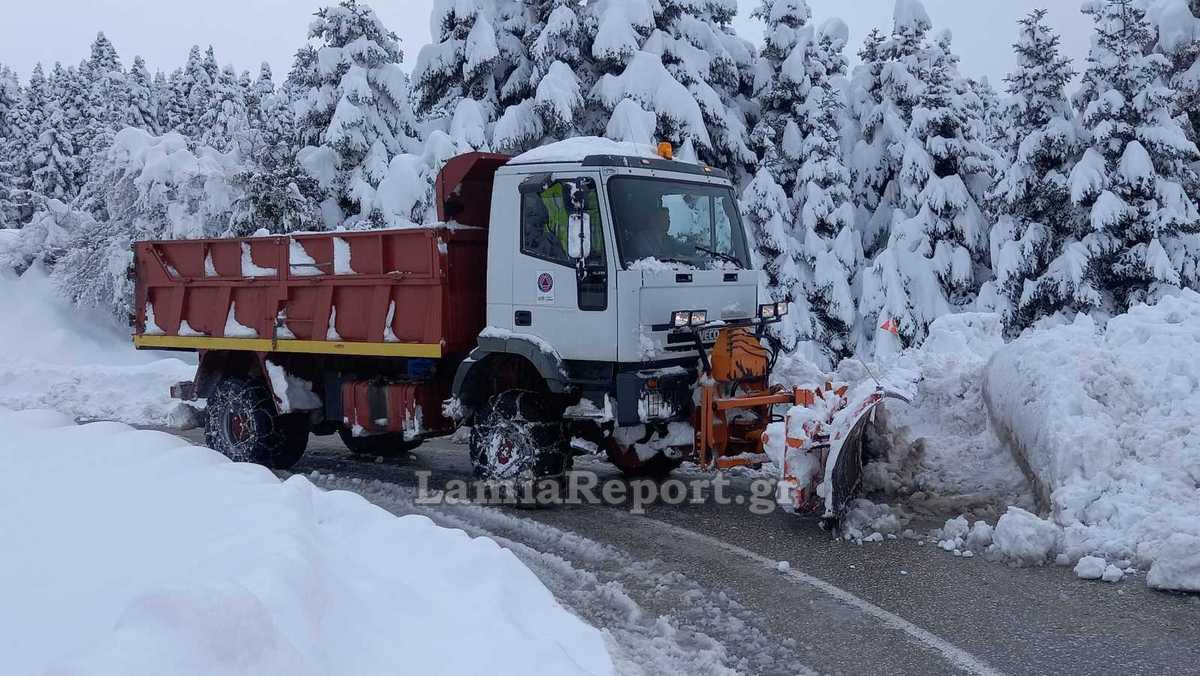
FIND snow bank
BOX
[985,291,1200,591]
[0,268,195,425]
[0,408,614,676]
[867,313,1032,511]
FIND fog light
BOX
[776,301,789,316]
[690,311,707,325]
[672,310,691,328]
[759,303,777,319]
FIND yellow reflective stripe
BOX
[133,335,442,358]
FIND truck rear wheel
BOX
[469,390,570,482]
[205,377,309,470]
[338,429,421,457]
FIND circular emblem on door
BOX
[537,272,554,293]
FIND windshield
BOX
[607,177,752,270]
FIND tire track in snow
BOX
[309,474,816,676]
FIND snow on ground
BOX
[0,267,196,425]
[0,408,614,676]
[982,291,1200,591]
[864,313,1034,517]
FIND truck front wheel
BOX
[469,390,570,482]
[205,377,309,470]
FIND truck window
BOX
[520,187,605,269]
[608,177,750,270]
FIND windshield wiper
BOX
[694,245,742,267]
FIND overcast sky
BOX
[1,1,1093,89]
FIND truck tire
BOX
[205,377,309,470]
[338,429,421,457]
[469,390,570,482]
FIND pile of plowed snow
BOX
[864,313,1034,516]
[0,408,614,675]
[0,267,195,425]
[983,290,1200,591]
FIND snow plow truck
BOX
[131,138,907,521]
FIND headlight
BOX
[776,301,789,316]
[759,303,777,319]
[671,310,708,327]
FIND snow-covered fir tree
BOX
[493,0,594,153]
[794,21,862,363]
[247,63,275,127]
[741,168,808,341]
[1146,0,1200,146]
[198,64,249,153]
[230,70,319,235]
[987,10,1086,333]
[858,3,997,352]
[965,76,1006,154]
[125,56,159,133]
[0,66,20,224]
[1,68,43,226]
[79,33,129,174]
[748,0,813,192]
[590,1,711,156]
[293,0,421,226]
[22,64,82,202]
[0,65,18,143]
[412,0,515,145]
[1069,0,1200,311]
[847,1,930,257]
[172,46,216,138]
[156,69,182,133]
[650,0,756,174]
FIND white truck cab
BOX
[449,139,774,480]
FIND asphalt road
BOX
[170,429,1200,676]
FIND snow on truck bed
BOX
[0,267,195,425]
[0,408,614,676]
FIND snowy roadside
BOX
[866,293,1200,592]
[0,267,196,425]
[978,290,1200,591]
[0,407,614,676]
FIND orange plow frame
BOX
[696,384,849,470]
[689,325,915,521]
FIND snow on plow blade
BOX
[768,373,917,521]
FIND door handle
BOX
[514,310,532,327]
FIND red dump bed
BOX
[132,227,487,359]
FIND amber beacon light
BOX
[657,141,674,160]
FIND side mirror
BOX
[567,212,591,259]
[560,177,596,260]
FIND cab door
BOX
[510,172,617,362]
